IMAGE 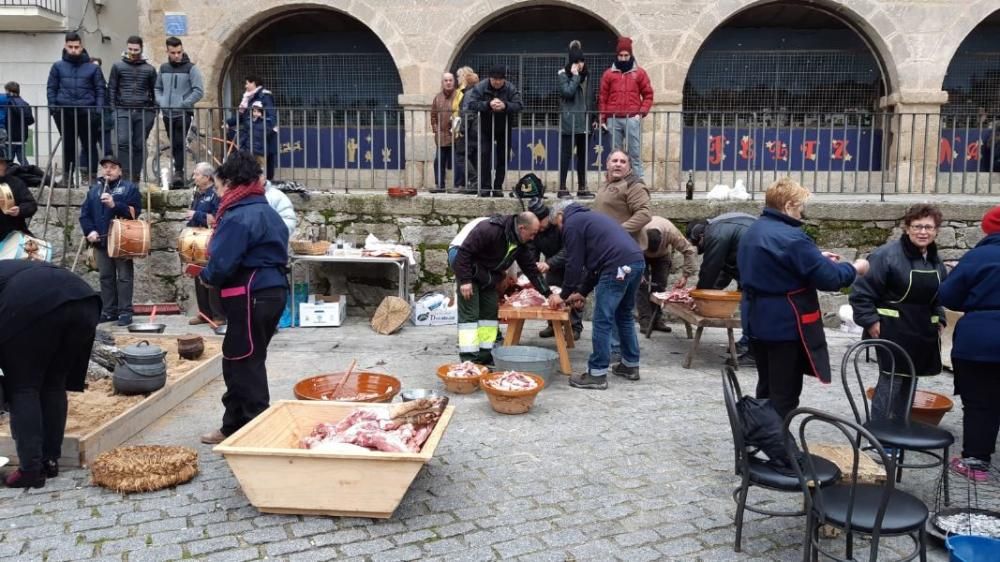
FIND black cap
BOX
[99,155,122,167]
[488,64,507,79]
[568,40,584,63]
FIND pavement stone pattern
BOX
[0,316,958,561]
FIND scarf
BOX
[239,86,261,112]
[215,179,265,223]
[613,57,634,73]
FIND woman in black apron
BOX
[850,204,947,421]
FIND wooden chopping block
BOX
[811,444,887,538]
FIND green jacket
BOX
[557,69,588,136]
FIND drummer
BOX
[186,161,224,326]
[0,147,38,242]
[79,155,142,326]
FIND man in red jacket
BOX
[598,37,653,178]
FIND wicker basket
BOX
[479,372,545,415]
[291,239,331,256]
[690,289,742,318]
[91,445,198,493]
[435,363,488,394]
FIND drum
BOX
[0,231,53,262]
[0,183,14,214]
[177,227,211,265]
[108,219,150,259]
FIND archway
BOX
[680,1,891,191]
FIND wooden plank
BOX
[0,334,223,468]
[78,352,223,466]
[552,320,572,375]
[499,305,569,321]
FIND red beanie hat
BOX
[983,205,1000,235]
[616,36,633,55]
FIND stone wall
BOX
[34,188,995,324]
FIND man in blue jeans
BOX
[548,201,645,390]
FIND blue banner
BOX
[275,127,613,170]
[681,128,883,172]
[939,129,998,172]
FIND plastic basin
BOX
[492,346,559,386]
[947,535,1000,562]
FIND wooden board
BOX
[215,400,455,518]
[499,305,570,321]
[0,335,223,468]
[811,443,886,485]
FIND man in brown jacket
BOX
[594,149,651,357]
[429,72,456,193]
[594,150,651,237]
[637,216,697,332]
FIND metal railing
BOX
[6,105,1000,197]
[0,0,62,13]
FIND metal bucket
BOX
[492,346,559,386]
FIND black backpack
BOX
[513,173,545,199]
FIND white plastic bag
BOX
[730,179,750,201]
[706,184,732,200]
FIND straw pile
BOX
[91,445,198,493]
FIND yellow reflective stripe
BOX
[476,325,498,347]
[931,316,939,324]
[458,324,479,352]
[877,308,900,318]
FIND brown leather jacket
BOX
[431,89,456,147]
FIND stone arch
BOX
[443,0,622,72]
[205,1,410,104]
[672,0,902,98]
[937,2,1000,108]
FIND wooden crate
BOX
[0,335,222,468]
[214,400,456,519]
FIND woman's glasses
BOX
[908,224,937,232]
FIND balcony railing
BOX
[6,105,999,197]
[0,0,62,14]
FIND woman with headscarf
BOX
[737,178,869,418]
[850,203,948,421]
[938,205,1000,481]
[0,261,100,488]
[192,150,288,445]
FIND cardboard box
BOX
[299,294,347,327]
[411,294,458,326]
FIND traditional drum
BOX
[0,231,53,261]
[176,227,211,265]
[0,183,14,213]
[108,219,150,258]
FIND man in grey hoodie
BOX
[155,36,204,187]
[109,35,157,182]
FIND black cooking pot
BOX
[119,340,167,366]
[113,363,166,395]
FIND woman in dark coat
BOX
[850,203,948,421]
[0,261,100,488]
[192,150,288,445]
[938,205,1000,480]
[737,178,869,418]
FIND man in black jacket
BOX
[4,82,34,166]
[462,65,523,198]
[687,211,756,358]
[47,32,106,184]
[109,36,157,182]
[0,149,37,242]
[453,212,550,364]
[531,207,583,340]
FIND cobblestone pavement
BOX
[0,315,958,561]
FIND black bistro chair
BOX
[841,339,953,503]
[785,407,929,562]
[721,366,840,552]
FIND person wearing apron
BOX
[850,204,948,421]
[192,150,289,445]
[738,179,870,419]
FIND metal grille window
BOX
[942,53,1000,124]
[684,50,882,127]
[228,53,403,126]
[457,53,615,127]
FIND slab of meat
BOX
[504,288,547,308]
[446,361,483,378]
[484,371,538,391]
[299,397,448,453]
[653,287,694,307]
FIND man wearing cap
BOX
[0,149,38,243]
[79,155,142,326]
[452,211,549,365]
[462,64,523,197]
[530,198,584,341]
[637,216,697,333]
[598,37,653,178]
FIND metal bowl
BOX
[127,323,166,334]
[399,388,444,402]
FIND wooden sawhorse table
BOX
[498,305,574,375]
[653,298,740,369]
